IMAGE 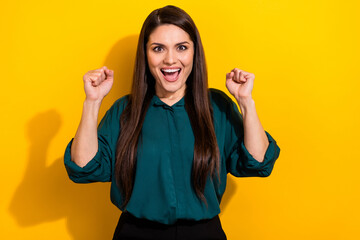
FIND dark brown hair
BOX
[115,5,220,209]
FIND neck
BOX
[158,93,184,106]
[155,86,186,106]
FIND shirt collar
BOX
[151,94,185,108]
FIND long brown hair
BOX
[115,5,220,209]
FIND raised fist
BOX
[83,66,114,101]
[226,68,255,101]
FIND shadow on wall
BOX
[8,34,237,239]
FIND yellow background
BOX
[1,0,359,239]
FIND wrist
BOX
[236,97,255,116]
[84,98,103,107]
[83,98,102,118]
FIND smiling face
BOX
[146,24,194,101]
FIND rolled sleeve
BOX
[225,100,280,177]
[64,97,127,183]
[64,137,112,183]
[241,131,280,176]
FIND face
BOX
[146,24,194,100]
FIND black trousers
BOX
[113,211,227,240]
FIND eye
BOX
[153,46,163,52]
[178,45,187,51]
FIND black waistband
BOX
[120,211,218,229]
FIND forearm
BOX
[70,99,102,167]
[237,97,269,162]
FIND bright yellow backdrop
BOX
[1,0,359,239]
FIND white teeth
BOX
[162,68,180,73]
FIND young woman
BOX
[64,5,280,240]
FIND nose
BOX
[163,49,177,65]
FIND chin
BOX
[158,80,185,95]
[163,85,182,93]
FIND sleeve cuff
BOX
[64,138,102,183]
[239,131,280,176]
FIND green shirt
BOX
[64,88,280,225]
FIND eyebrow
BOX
[149,41,191,46]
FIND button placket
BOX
[164,106,180,220]
[169,107,188,218]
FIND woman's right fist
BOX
[83,66,114,101]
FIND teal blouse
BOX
[64,88,280,225]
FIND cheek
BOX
[147,52,159,67]
[183,55,194,71]
[183,51,194,67]
[149,67,160,80]
[146,59,156,77]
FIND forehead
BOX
[147,24,192,44]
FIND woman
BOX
[64,5,280,240]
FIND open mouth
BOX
[161,68,181,82]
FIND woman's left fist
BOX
[225,68,255,100]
